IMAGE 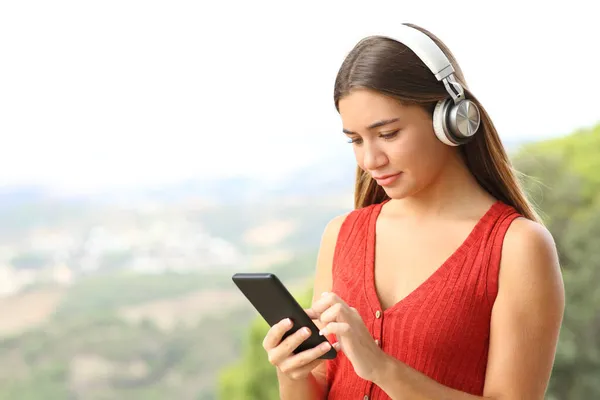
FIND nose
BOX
[362,142,388,171]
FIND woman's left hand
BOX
[307,291,387,382]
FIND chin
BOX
[381,185,412,200]
[380,177,425,200]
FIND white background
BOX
[1,0,598,192]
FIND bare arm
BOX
[370,218,565,400]
[277,213,347,399]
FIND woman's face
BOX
[338,88,456,200]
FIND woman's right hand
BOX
[263,315,339,381]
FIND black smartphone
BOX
[231,272,337,360]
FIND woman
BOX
[262,23,565,400]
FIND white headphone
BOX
[378,25,481,146]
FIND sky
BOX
[1,0,598,193]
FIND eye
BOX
[380,130,400,140]
[346,136,363,145]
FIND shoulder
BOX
[320,202,379,244]
[321,212,351,245]
[503,215,555,253]
[313,212,351,275]
[498,216,564,309]
[500,216,563,290]
[313,204,380,296]
[311,212,351,314]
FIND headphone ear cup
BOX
[448,99,481,143]
[432,99,459,146]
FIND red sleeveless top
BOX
[325,200,521,399]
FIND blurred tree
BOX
[513,123,600,399]
[218,288,314,400]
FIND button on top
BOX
[363,396,369,400]
[375,339,380,346]
[375,310,381,319]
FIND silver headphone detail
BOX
[433,98,481,146]
[378,25,481,146]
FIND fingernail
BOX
[320,342,331,350]
[333,342,341,350]
[321,292,328,297]
[319,328,327,336]
[303,327,311,336]
[286,318,292,326]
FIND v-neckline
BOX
[363,199,502,316]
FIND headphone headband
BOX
[377,24,465,103]
[379,25,454,81]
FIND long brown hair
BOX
[333,23,541,223]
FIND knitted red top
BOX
[325,199,521,399]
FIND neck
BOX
[387,151,495,219]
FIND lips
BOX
[372,172,402,186]
[372,173,400,180]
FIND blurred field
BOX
[118,289,244,331]
[0,190,347,399]
[0,289,65,337]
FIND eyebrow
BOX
[342,118,400,135]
